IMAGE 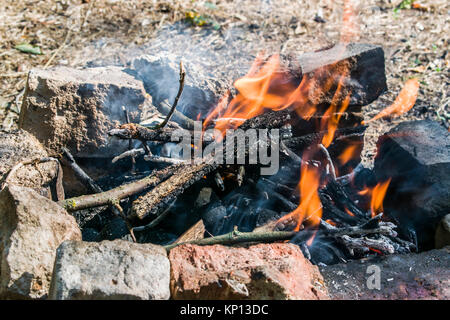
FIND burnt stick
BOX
[164,227,297,251]
[61,147,102,194]
[130,160,219,220]
[59,164,182,211]
[338,235,395,255]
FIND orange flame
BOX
[204,53,353,143]
[276,160,323,244]
[364,79,419,124]
[359,179,391,218]
[338,144,360,165]
[320,74,351,147]
[203,54,295,135]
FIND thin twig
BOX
[164,227,296,251]
[131,200,175,233]
[61,148,102,193]
[150,61,186,130]
[143,155,188,165]
[109,198,136,243]
[43,29,72,69]
[112,148,145,163]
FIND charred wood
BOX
[130,161,219,220]
[59,164,181,211]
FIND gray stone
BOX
[19,66,152,158]
[435,214,450,249]
[49,240,170,300]
[320,247,450,300]
[0,129,64,201]
[374,120,450,249]
[0,185,81,299]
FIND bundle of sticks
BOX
[57,58,415,262]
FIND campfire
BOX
[0,1,449,301]
[56,42,416,264]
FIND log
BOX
[130,161,219,219]
[59,164,181,211]
[282,125,366,151]
[294,42,387,107]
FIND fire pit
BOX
[0,0,448,301]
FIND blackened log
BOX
[318,191,361,226]
[322,180,367,220]
[239,109,293,130]
[108,123,181,142]
[293,43,387,107]
[130,161,219,219]
[282,125,366,151]
[374,120,450,250]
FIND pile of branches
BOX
[57,61,415,261]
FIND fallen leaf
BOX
[14,43,42,55]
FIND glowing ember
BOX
[364,79,419,124]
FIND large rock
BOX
[0,185,81,299]
[169,243,328,300]
[374,120,450,249]
[320,246,450,300]
[435,214,450,249]
[19,66,152,158]
[295,42,387,107]
[49,240,170,300]
[0,130,64,201]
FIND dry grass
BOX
[0,0,448,155]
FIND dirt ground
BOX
[0,0,448,164]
